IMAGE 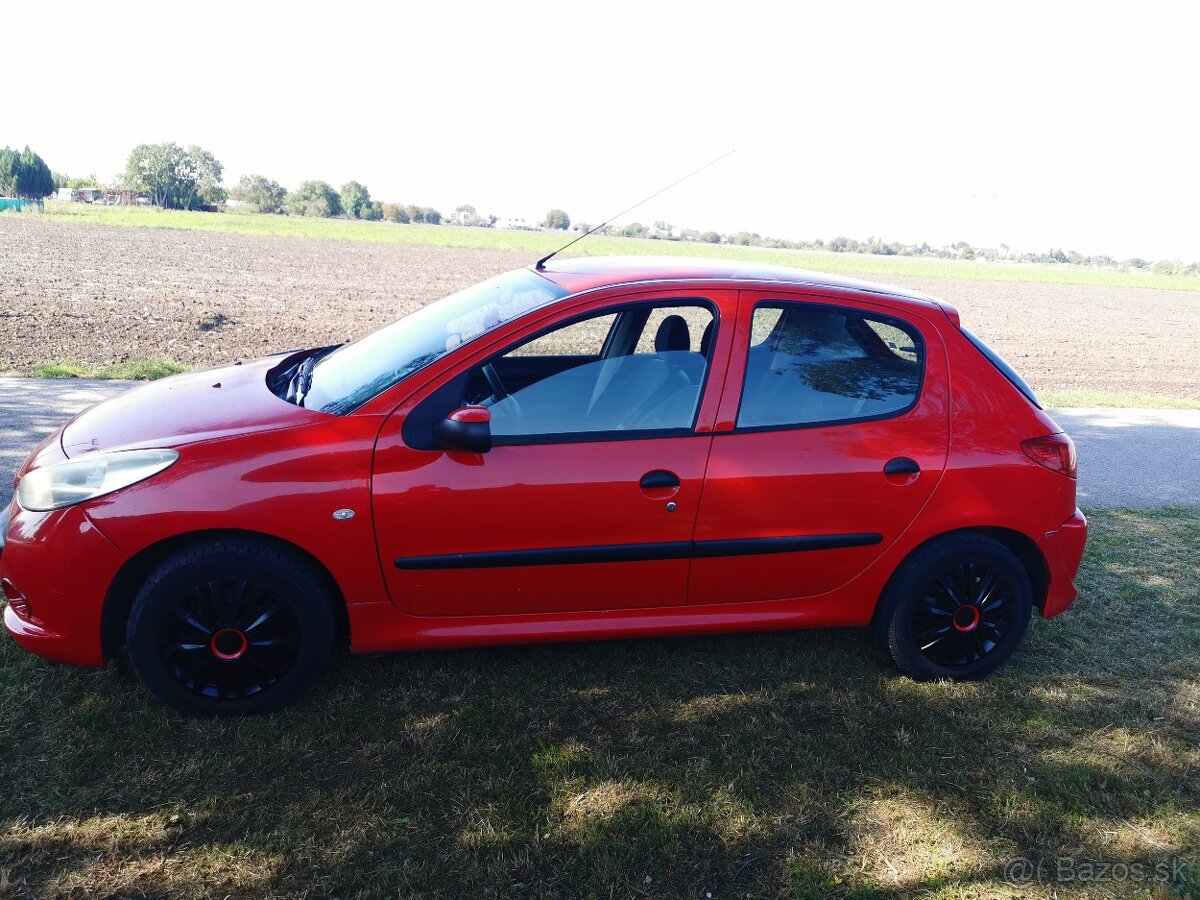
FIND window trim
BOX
[406,297,720,449]
[731,299,927,435]
[961,328,1042,409]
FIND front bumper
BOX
[0,500,127,667]
[1038,508,1088,617]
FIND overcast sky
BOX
[9,1,1198,259]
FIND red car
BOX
[2,257,1086,715]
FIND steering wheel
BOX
[480,363,529,431]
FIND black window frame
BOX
[961,328,1042,409]
[732,299,927,434]
[403,297,720,449]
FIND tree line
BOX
[591,222,1200,277]
[21,141,1198,273]
[234,175,444,224]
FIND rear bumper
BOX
[1038,508,1088,617]
[0,501,126,668]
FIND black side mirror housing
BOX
[433,406,492,453]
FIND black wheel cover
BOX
[910,561,1017,669]
[158,578,300,701]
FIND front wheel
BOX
[873,533,1033,681]
[126,538,335,716]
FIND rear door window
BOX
[737,302,924,429]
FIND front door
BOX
[372,292,734,617]
[688,290,950,606]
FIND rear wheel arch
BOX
[871,528,1036,680]
[974,526,1049,613]
[102,529,348,660]
[875,525,1049,624]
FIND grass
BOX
[37,201,1200,293]
[1040,389,1200,411]
[32,357,187,381]
[2,508,1198,898]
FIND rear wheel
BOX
[126,538,335,716]
[873,533,1032,681]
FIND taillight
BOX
[1021,433,1077,479]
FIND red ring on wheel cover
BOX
[210,627,249,660]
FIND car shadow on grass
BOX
[1,508,1198,898]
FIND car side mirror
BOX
[433,406,492,453]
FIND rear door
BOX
[688,289,949,606]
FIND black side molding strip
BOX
[692,534,882,558]
[395,533,881,570]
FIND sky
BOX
[8,1,1199,260]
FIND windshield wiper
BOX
[292,356,316,406]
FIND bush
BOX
[230,174,287,214]
[287,181,342,218]
[382,203,410,224]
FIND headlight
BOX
[17,449,180,512]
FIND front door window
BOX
[461,302,716,440]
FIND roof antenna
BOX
[535,148,736,271]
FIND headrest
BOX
[699,321,714,356]
[655,315,691,353]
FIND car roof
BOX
[533,255,954,319]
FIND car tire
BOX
[871,533,1032,682]
[126,538,336,716]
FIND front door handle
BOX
[640,470,681,490]
[883,457,921,476]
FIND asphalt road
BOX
[1,378,1197,510]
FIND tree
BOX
[340,181,371,219]
[124,143,225,209]
[186,146,226,206]
[404,204,423,223]
[0,147,19,196]
[699,230,721,244]
[381,202,409,223]
[543,208,570,230]
[0,145,54,198]
[421,207,442,225]
[230,174,287,214]
[287,180,342,217]
[360,200,384,221]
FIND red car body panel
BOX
[1,257,1087,670]
[369,288,738,617]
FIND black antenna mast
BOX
[535,148,735,271]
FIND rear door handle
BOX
[883,457,921,476]
[640,470,680,490]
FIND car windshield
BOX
[303,268,568,414]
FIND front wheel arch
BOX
[102,529,348,661]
